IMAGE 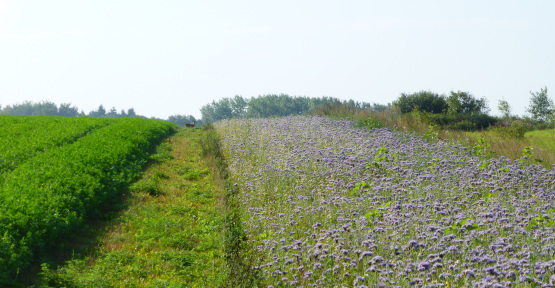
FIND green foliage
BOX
[393,91,448,114]
[366,147,390,169]
[447,91,489,115]
[498,98,512,120]
[472,138,490,157]
[200,94,382,123]
[443,219,478,236]
[0,117,176,285]
[425,112,498,131]
[527,86,554,123]
[0,116,111,182]
[348,181,371,197]
[527,212,555,230]
[129,177,162,196]
[518,146,535,164]
[492,121,528,139]
[363,117,384,129]
[424,124,439,143]
[365,202,391,224]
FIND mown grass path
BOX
[39,128,227,287]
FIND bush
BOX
[362,117,385,129]
[492,121,528,139]
[425,113,498,131]
[393,91,448,114]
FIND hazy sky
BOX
[1,1,554,119]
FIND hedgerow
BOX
[0,117,176,285]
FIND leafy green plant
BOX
[130,177,162,196]
[366,147,390,169]
[527,215,555,230]
[443,219,478,235]
[424,124,439,143]
[183,168,210,181]
[365,202,391,223]
[518,146,534,163]
[479,161,491,172]
[472,138,490,157]
[363,117,384,129]
[348,181,371,197]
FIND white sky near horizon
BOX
[1,0,554,119]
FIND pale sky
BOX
[1,0,554,119]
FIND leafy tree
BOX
[127,108,136,117]
[200,103,216,123]
[58,103,79,117]
[89,105,106,117]
[393,91,448,114]
[230,95,248,118]
[526,87,554,123]
[107,107,119,117]
[35,101,59,116]
[0,101,58,116]
[447,91,489,115]
[200,94,381,123]
[498,99,511,121]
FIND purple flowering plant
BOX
[217,116,555,287]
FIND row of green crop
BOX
[0,116,112,184]
[0,117,176,285]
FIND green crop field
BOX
[0,116,176,285]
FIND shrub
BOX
[425,113,498,131]
[393,91,448,114]
[492,121,528,139]
[362,117,384,129]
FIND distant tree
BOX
[447,91,489,115]
[0,101,58,116]
[200,94,382,122]
[200,103,216,123]
[230,95,248,118]
[498,99,511,121]
[107,106,118,117]
[526,87,554,123]
[58,103,79,117]
[89,105,106,117]
[393,91,448,114]
[120,109,127,117]
[127,108,136,117]
[213,98,233,120]
[35,101,59,116]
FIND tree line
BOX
[3,89,552,130]
[200,94,386,123]
[0,101,139,118]
[0,101,200,127]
